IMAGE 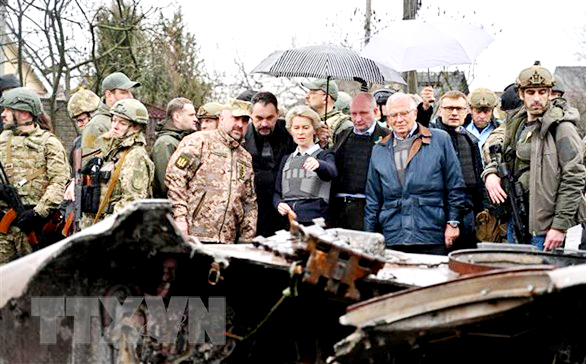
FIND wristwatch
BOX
[447,220,460,228]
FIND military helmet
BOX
[0,74,21,93]
[515,61,555,89]
[468,88,498,109]
[334,91,352,114]
[552,83,565,96]
[197,102,225,119]
[0,87,43,116]
[67,87,100,118]
[111,99,149,124]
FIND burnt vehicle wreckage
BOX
[2,200,586,363]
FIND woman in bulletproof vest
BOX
[273,105,337,227]
[79,99,154,228]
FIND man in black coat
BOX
[331,92,389,230]
[434,90,486,250]
[243,92,296,237]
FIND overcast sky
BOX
[173,0,586,92]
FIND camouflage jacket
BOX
[323,110,352,148]
[166,128,257,243]
[151,126,192,198]
[96,132,154,221]
[81,98,111,167]
[0,126,69,217]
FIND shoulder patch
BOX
[174,153,192,169]
[132,168,148,191]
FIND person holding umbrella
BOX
[273,105,337,227]
[303,79,352,148]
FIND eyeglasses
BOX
[441,106,467,113]
[387,109,414,119]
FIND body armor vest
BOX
[282,149,330,203]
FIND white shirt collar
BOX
[353,122,377,136]
[295,143,320,156]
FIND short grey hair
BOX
[285,105,321,131]
[386,92,417,110]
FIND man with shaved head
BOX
[331,92,389,230]
[364,93,467,255]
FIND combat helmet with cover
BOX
[197,102,225,119]
[67,87,100,118]
[0,87,43,117]
[515,61,555,89]
[468,88,498,109]
[111,99,149,124]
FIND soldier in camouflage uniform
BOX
[197,102,224,131]
[66,87,100,173]
[303,79,352,148]
[0,87,69,263]
[80,72,140,167]
[166,98,257,243]
[152,97,197,198]
[81,99,154,227]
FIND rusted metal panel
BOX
[449,248,586,276]
[341,267,555,329]
[334,264,586,364]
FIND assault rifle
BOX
[489,144,532,246]
[62,147,82,236]
[0,160,39,246]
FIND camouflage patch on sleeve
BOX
[174,153,192,169]
[132,168,148,191]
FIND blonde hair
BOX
[285,105,321,131]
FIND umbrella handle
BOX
[325,76,330,114]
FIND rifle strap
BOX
[93,148,131,224]
[5,135,12,175]
[23,168,47,184]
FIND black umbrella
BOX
[252,44,406,86]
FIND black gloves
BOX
[16,209,41,232]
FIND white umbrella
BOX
[361,19,494,72]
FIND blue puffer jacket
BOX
[364,125,467,247]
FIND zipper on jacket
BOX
[218,149,234,242]
[192,190,207,220]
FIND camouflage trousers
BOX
[80,212,113,230]
[80,213,95,230]
[0,226,33,264]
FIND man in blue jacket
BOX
[364,93,467,255]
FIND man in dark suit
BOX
[331,92,389,230]
[243,91,296,237]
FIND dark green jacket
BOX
[483,98,585,234]
[151,126,192,198]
